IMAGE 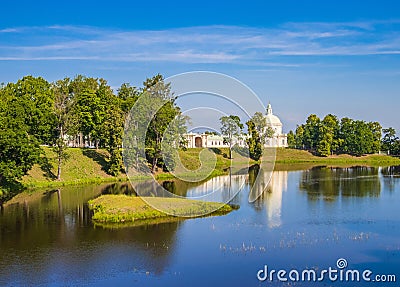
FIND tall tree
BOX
[246,120,262,160]
[303,114,320,151]
[251,111,274,144]
[295,125,305,149]
[287,130,296,148]
[382,128,399,155]
[220,115,243,159]
[142,74,187,172]
[3,76,56,145]
[317,114,340,156]
[52,78,76,180]
[0,84,41,191]
[70,76,115,148]
[368,121,382,154]
[118,83,139,115]
[339,117,355,154]
[101,106,125,176]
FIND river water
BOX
[0,166,399,286]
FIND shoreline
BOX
[88,194,234,227]
[10,147,400,191]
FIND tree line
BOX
[0,74,184,190]
[287,114,399,156]
[219,112,274,160]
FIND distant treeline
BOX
[287,114,400,156]
[0,74,183,190]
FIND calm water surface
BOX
[1,166,400,286]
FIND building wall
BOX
[185,132,287,148]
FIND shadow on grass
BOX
[82,148,108,172]
[209,147,222,155]
[232,145,250,158]
[38,156,57,180]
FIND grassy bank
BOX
[275,148,400,166]
[20,147,249,189]
[20,147,128,189]
[18,147,400,190]
[88,194,234,226]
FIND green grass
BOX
[18,147,400,190]
[275,148,400,166]
[21,147,127,189]
[88,194,234,226]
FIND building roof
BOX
[265,103,282,126]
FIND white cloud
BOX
[1,21,400,63]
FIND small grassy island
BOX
[88,194,234,227]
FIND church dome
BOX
[265,103,282,126]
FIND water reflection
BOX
[0,183,180,285]
[300,166,382,201]
[245,165,290,228]
[381,165,400,192]
[1,165,400,286]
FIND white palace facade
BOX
[184,103,288,148]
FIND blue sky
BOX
[1,0,400,132]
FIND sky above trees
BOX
[1,0,400,132]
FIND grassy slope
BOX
[154,147,252,180]
[88,194,233,225]
[275,148,400,166]
[21,147,127,188]
[20,147,400,189]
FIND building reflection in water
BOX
[252,169,288,228]
[185,173,247,203]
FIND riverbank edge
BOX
[14,148,400,191]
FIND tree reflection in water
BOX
[381,165,400,192]
[0,183,181,281]
[300,166,382,201]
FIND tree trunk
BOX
[57,156,62,180]
[152,157,158,173]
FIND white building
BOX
[264,103,288,148]
[184,133,246,148]
[184,103,288,148]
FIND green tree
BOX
[368,121,382,153]
[295,125,305,149]
[0,85,41,191]
[382,128,399,155]
[220,115,243,159]
[71,76,115,148]
[303,114,320,151]
[2,76,56,145]
[52,78,76,180]
[246,120,262,160]
[101,106,125,176]
[343,120,374,156]
[287,130,295,148]
[394,140,400,155]
[339,117,355,154]
[316,114,340,156]
[118,83,139,115]
[142,74,187,172]
[251,112,274,144]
